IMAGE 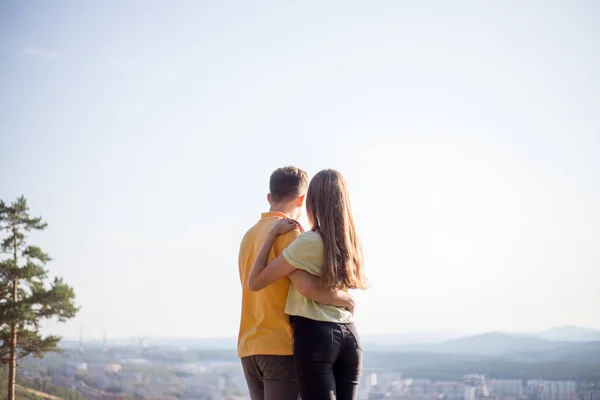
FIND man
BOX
[238,166,354,400]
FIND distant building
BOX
[464,374,486,387]
[583,392,599,400]
[464,387,476,400]
[527,380,576,400]
[434,381,464,400]
[464,374,489,398]
[104,363,122,374]
[369,395,443,400]
[487,379,523,398]
[409,379,435,395]
[371,372,378,386]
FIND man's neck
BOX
[269,204,296,219]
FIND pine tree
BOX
[0,196,79,400]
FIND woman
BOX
[248,169,367,400]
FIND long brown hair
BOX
[306,169,366,290]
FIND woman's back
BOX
[283,230,354,323]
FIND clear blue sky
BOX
[1,1,599,340]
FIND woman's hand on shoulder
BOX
[292,219,305,233]
[270,218,301,235]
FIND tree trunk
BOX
[7,277,17,400]
[8,219,18,400]
[7,295,17,400]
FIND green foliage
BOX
[106,384,123,393]
[74,372,94,387]
[0,365,82,400]
[124,394,145,400]
[0,196,79,399]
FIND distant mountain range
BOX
[536,326,600,342]
[61,326,600,365]
[427,332,600,358]
[360,330,466,346]
[359,327,600,365]
[360,326,600,349]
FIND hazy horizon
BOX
[1,1,599,340]
[57,325,600,342]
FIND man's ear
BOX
[297,194,305,207]
[267,193,272,205]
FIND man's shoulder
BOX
[239,220,266,250]
[281,228,302,240]
[274,228,301,253]
[239,224,256,244]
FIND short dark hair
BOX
[269,166,309,202]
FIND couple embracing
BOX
[237,166,366,400]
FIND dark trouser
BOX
[241,355,299,400]
[291,316,362,400]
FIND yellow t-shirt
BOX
[237,212,300,357]
[283,231,353,323]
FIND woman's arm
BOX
[247,220,355,312]
[249,248,355,312]
[289,271,354,312]
[248,219,298,291]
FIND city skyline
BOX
[1,1,599,339]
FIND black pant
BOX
[291,316,362,400]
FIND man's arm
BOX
[289,271,354,312]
